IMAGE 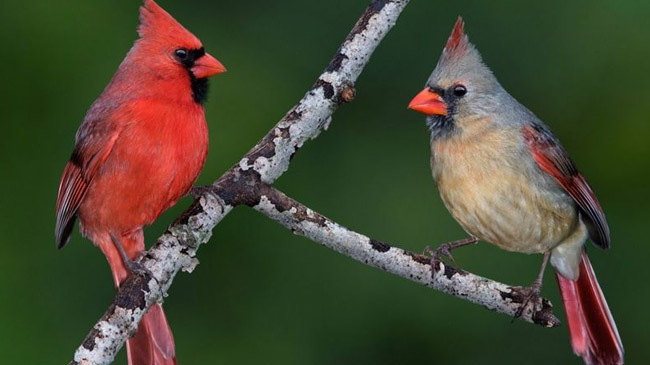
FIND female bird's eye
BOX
[453,85,467,97]
[174,48,188,60]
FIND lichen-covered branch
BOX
[71,1,411,364]
[251,185,560,328]
[70,194,230,365]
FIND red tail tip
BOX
[127,303,176,365]
[556,252,623,365]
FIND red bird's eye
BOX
[174,48,189,60]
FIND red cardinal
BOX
[408,18,623,365]
[55,1,225,364]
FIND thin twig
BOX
[251,185,560,327]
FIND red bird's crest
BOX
[442,16,470,61]
[138,0,201,49]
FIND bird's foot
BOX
[189,185,215,199]
[123,257,152,279]
[511,252,550,320]
[424,236,478,279]
[109,232,156,283]
[511,280,543,319]
[424,244,456,273]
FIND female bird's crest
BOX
[435,16,481,73]
[428,17,498,98]
[138,0,201,49]
[443,17,470,61]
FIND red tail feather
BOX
[127,303,177,365]
[556,252,623,365]
[98,234,177,365]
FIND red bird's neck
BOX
[149,75,200,104]
[112,70,200,106]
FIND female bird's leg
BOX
[425,236,478,278]
[513,251,550,318]
[109,232,152,279]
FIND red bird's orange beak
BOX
[192,53,226,79]
[408,88,447,116]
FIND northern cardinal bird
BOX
[55,1,225,364]
[408,18,623,365]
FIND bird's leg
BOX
[513,252,551,319]
[425,236,478,278]
[109,232,152,279]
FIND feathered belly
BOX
[432,138,577,254]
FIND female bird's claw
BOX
[510,282,543,319]
[424,244,456,275]
[512,253,549,319]
[425,237,478,279]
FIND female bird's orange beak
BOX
[408,88,447,116]
[192,53,226,79]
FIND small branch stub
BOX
[341,85,356,103]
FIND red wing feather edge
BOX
[522,124,610,248]
[55,126,119,248]
[55,161,87,248]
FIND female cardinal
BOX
[55,1,225,363]
[408,18,623,365]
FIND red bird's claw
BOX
[124,258,154,281]
[130,261,162,287]
[189,185,215,198]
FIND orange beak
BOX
[192,52,226,79]
[408,88,447,116]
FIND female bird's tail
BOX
[127,303,177,365]
[556,251,623,365]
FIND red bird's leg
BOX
[109,232,152,279]
[425,236,478,277]
[512,252,550,319]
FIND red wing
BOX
[523,124,610,249]
[55,161,87,248]
[55,120,120,248]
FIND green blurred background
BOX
[1,0,649,363]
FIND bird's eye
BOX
[453,85,467,97]
[174,48,189,60]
